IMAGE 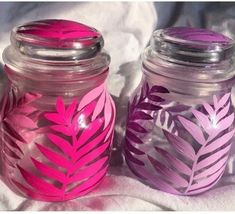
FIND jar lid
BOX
[151,27,235,63]
[11,19,104,60]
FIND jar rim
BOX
[11,19,104,60]
[151,27,235,64]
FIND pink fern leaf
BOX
[188,166,225,192]
[192,109,210,132]
[14,106,37,114]
[19,92,41,105]
[103,92,113,129]
[201,129,235,155]
[104,97,115,141]
[4,144,21,159]
[75,124,111,158]
[178,116,206,145]
[44,113,65,125]
[56,97,66,115]
[47,133,73,157]
[214,93,230,111]
[207,113,234,141]
[164,130,195,160]
[12,180,61,201]
[77,83,104,111]
[68,156,108,183]
[31,158,67,183]
[75,118,104,148]
[196,144,231,171]
[154,147,191,176]
[91,90,106,121]
[194,156,228,180]
[203,103,214,116]
[64,99,78,122]
[216,101,231,122]
[187,175,223,195]
[50,125,74,136]
[67,166,108,197]
[17,165,62,195]
[72,142,110,173]
[6,114,37,129]
[148,155,188,187]
[3,122,27,143]
[36,143,71,169]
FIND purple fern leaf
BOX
[165,104,191,112]
[148,95,165,102]
[131,111,153,120]
[125,139,145,155]
[126,130,143,144]
[154,147,191,175]
[128,121,147,133]
[148,155,189,187]
[178,116,206,145]
[125,149,145,166]
[137,102,162,111]
[164,130,195,160]
[150,85,169,94]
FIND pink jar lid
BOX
[11,19,104,60]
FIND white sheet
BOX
[0,2,235,211]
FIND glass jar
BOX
[124,27,235,195]
[0,19,116,201]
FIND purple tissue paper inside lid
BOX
[163,27,232,45]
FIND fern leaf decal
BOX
[125,82,169,166]
[13,83,115,201]
[126,87,234,195]
[158,93,234,195]
[0,87,41,169]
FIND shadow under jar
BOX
[124,27,235,195]
[0,19,116,201]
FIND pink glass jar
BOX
[124,27,235,195]
[0,19,116,201]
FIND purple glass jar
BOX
[0,20,116,201]
[124,27,235,195]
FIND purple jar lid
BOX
[11,19,104,60]
[151,27,235,63]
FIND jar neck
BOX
[142,47,235,104]
[3,45,110,97]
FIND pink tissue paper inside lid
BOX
[163,27,232,45]
[17,19,100,39]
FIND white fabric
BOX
[0,2,235,211]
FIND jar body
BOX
[125,64,235,195]
[0,66,115,201]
